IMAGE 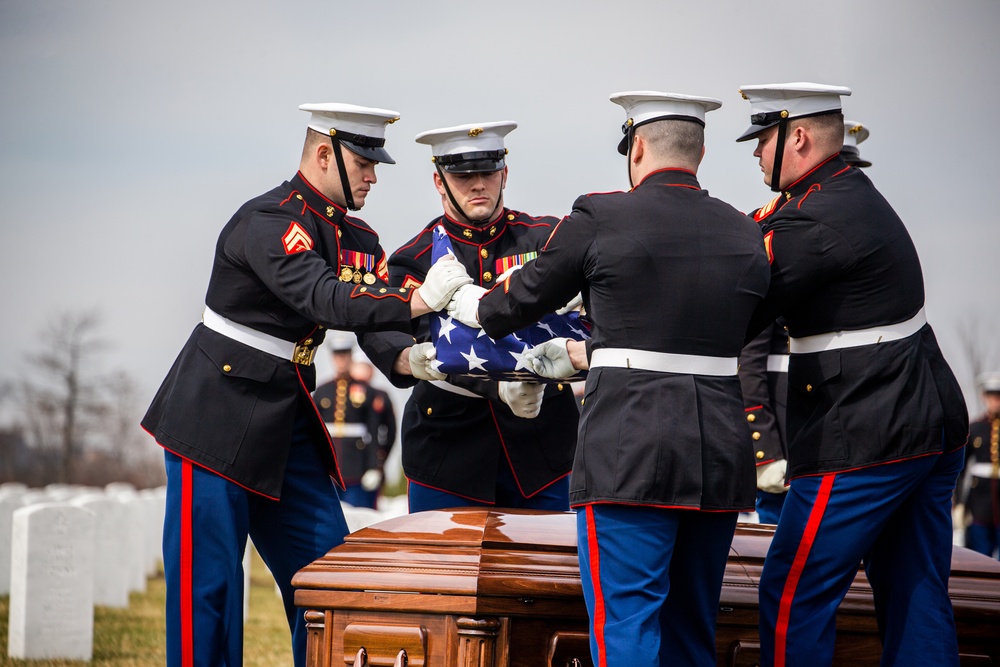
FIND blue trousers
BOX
[759,447,963,667]
[341,483,378,509]
[407,455,569,513]
[965,523,1000,560]
[577,504,738,667]
[756,490,787,524]
[163,420,348,667]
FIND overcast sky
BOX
[2,0,998,422]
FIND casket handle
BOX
[394,649,407,667]
[353,647,368,667]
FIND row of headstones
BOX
[0,480,408,661]
[1,481,167,660]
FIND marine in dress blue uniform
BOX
[313,336,388,509]
[457,92,771,667]
[360,122,579,512]
[141,103,471,667]
[956,372,1000,559]
[739,119,875,525]
[736,83,969,667]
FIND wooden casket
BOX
[293,509,1000,667]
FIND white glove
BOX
[498,381,545,419]
[417,256,473,312]
[526,338,576,379]
[408,342,446,381]
[556,293,583,315]
[756,459,788,494]
[360,469,382,492]
[447,284,488,328]
[952,503,969,529]
[495,264,522,284]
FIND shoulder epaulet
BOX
[752,195,783,223]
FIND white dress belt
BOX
[202,306,297,361]
[429,380,483,398]
[325,422,369,439]
[967,462,999,479]
[590,348,738,377]
[788,308,927,355]
[767,354,790,373]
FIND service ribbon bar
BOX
[495,251,538,276]
[341,250,376,271]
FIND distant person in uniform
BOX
[350,356,397,499]
[956,371,1000,559]
[736,82,968,667]
[738,117,876,525]
[360,121,579,513]
[313,335,390,509]
[141,103,471,667]
[840,119,872,168]
[451,91,770,667]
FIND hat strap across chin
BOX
[435,164,501,226]
[330,136,358,211]
[770,116,788,194]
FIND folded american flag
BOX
[429,225,589,382]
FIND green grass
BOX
[0,548,292,666]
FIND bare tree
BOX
[17,310,109,483]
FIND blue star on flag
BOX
[428,225,589,381]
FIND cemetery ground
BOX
[0,548,291,666]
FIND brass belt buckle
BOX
[292,342,317,366]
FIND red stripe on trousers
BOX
[181,460,194,667]
[585,506,608,667]
[774,474,836,667]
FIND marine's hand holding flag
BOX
[417,253,473,312]
[498,381,545,419]
[525,338,578,380]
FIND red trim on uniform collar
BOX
[295,171,347,214]
[783,153,840,194]
[635,167,698,188]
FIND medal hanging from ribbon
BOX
[340,250,377,285]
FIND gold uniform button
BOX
[483,271,493,282]
[296,194,303,200]
[747,413,756,423]
[379,287,387,293]
[223,364,232,372]
[480,248,488,259]
[506,214,514,221]
[426,407,433,416]
[360,287,367,292]
[756,450,765,460]
[806,384,813,392]
[752,431,762,441]
[557,383,564,391]
[303,338,313,346]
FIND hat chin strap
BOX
[769,117,789,194]
[625,128,636,190]
[436,165,503,226]
[330,137,358,211]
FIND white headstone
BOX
[7,502,95,660]
[110,491,147,593]
[70,494,129,607]
[139,488,166,575]
[20,490,52,506]
[0,493,27,595]
[0,481,28,495]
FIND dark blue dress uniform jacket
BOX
[313,377,394,485]
[142,172,414,499]
[478,169,771,510]
[958,414,999,526]
[746,155,968,480]
[360,209,579,503]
